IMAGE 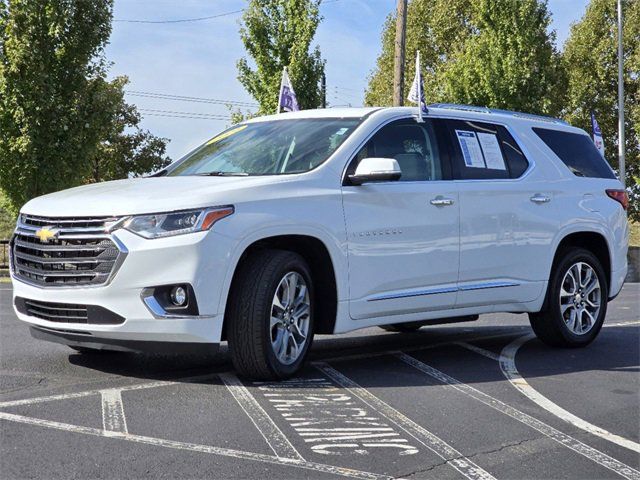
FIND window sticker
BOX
[455,130,486,168]
[335,127,349,136]
[207,125,248,145]
[476,132,507,170]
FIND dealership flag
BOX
[407,51,428,122]
[591,112,605,157]
[277,67,300,114]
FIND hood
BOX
[21,176,285,217]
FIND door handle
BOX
[530,194,551,204]
[430,196,455,206]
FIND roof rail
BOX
[428,103,568,125]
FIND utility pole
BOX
[617,0,625,186]
[321,72,326,108]
[393,0,408,106]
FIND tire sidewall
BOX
[262,256,315,378]
[548,249,608,346]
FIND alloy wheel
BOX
[270,271,311,365]
[559,262,601,335]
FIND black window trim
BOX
[341,116,454,186]
[531,126,616,180]
[443,119,533,182]
[341,114,535,186]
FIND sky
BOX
[106,0,591,161]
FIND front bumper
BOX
[11,228,235,349]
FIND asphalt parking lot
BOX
[1,283,638,480]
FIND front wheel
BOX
[529,248,608,347]
[227,249,314,380]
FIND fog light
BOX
[170,286,187,306]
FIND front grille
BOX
[11,215,125,287]
[14,297,125,325]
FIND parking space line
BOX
[0,374,219,409]
[315,362,497,480]
[395,352,640,480]
[318,331,522,364]
[220,372,304,461]
[0,411,392,480]
[498,334,640,454]
[100,389,128,436]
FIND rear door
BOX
[342,118,460,320]
[444,119,554,308]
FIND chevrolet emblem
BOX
[35,227,58,243]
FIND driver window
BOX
[354,120,444,181]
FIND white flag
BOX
[277,67,300,114]
[591,112,605,157]
[407,51,427,122]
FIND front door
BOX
[342,118,460,320]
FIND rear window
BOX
[532,128,616,179]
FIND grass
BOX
[630,222,640,247]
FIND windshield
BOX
[166,118,362,176]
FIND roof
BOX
[245,107,380,123]
[246,104,571,128]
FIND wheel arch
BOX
[221,234,340,340]
[550,230,612,290]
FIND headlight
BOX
[123,206,234,239]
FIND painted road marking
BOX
[0,373,219,408]
[254,377,419,456]
[395,352,640,480]
[0,411,392,480]
[315,362,497,480]
[0,331,519,409]
[100,389,128,436]
[220,372,304,460]
[498,334,640,454]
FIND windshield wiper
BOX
[196,171,249,177]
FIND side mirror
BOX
[348,157,402,185]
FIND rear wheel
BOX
[227,249,314,379]
[529,248,608,347]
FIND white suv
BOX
[10,104,629,379]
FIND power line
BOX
[114,1,342,25]
[127,90,258,107]
[139,108,231,120]
[114,9,243,24]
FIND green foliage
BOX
[365,0,565,117]
[563,0,640,220]
[440,0,565,116]
[237,0,325,114]
[0,0,169,212]
[0,189,16,239]
[365,0,473,107]
[82,76,170,183]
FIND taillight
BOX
[606,189,629,210]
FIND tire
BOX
[529,247,608,348]
[227,249,315,380]
[379,322,423,333]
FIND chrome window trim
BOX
[341,113,535,186]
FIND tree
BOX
[82,76,170,183]
[0,0,169,213]
[365,0,473,107]
[237,0,325,115]
[440,0,565,116]
[563,0,640,220]
[365,0,565,117]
